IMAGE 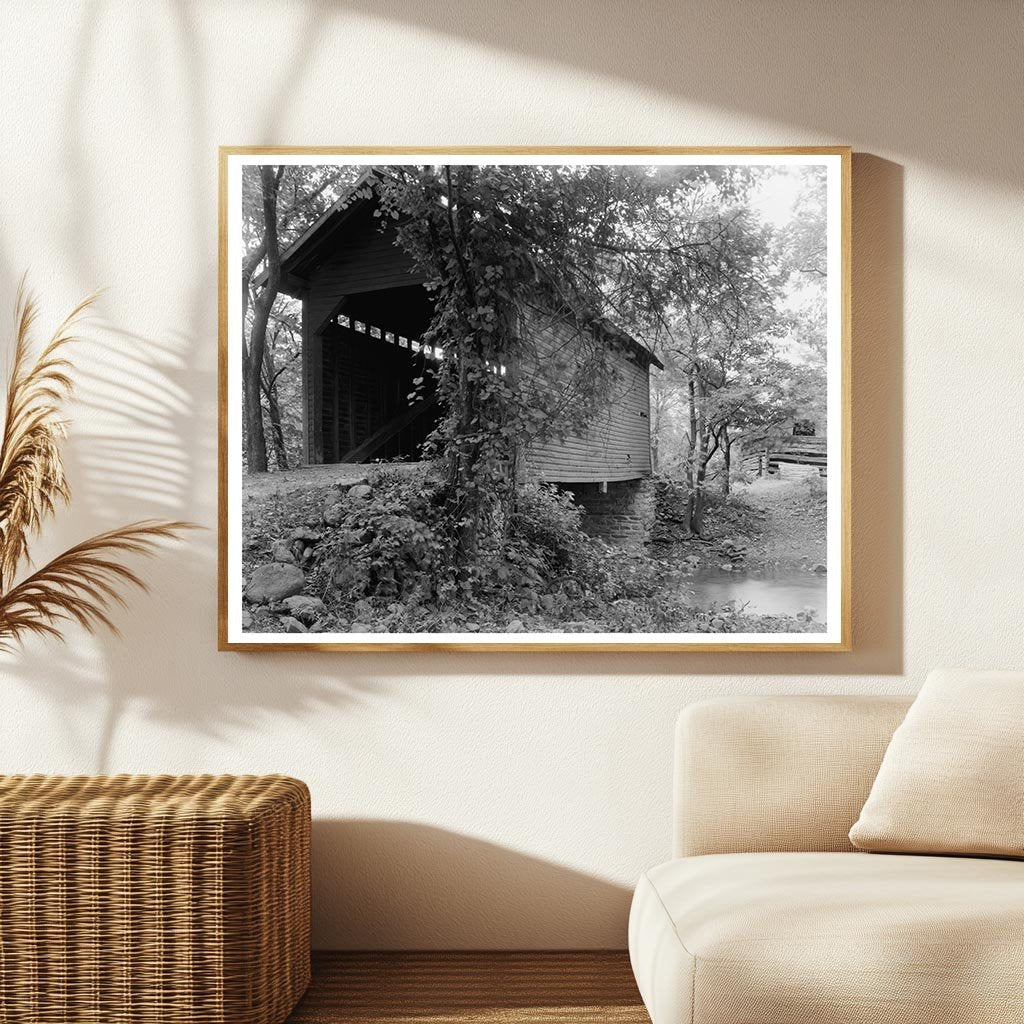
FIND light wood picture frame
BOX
[219,147,851,652]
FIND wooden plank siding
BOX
[522,316,654,483]
[306,209,426,334]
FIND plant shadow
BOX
[330,0,1017,189]
[0,7,909,783]
[311,819,634,949]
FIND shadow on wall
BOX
[1,324,387,771]
[332,0,1018,187]
[311,820,633,949]
[0,5,912,779]
[0,1,390,772]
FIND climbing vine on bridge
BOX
[372,163,745,563]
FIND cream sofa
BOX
[628,695,1024,1024]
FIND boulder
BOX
[241,607,253,630]
[347,484,373,500]
[333,476,369,492]
[349,622,372,633]
[290,527,323,544]
[280,615,308,633]
[323,502,347,527]
[812,563,827,575]
[280,594,328,624]
[270,538,295,563]
[244,563,305,604]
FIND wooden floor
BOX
[287,951,650,1023]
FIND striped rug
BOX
[287,951,649,1023]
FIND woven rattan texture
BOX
[0,774,310,1024]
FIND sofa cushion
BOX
[675,695,912,857]
[849,669,1024,857]
[629,852,1024,1024]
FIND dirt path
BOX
[738,476,827,571]
[658,474,827,575]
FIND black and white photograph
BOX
[221,150,848,649]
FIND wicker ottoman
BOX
[0,774,310,1024]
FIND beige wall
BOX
[0,1,1021,949]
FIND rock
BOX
[290,527,322,543]
[280,594,328,624]
[349,622,372,633]
[347,484,373,500]
[710,616,726,629]
[244,563,305,603]
[241,608,253,629]
[280,615,308,633]
[812,563,827,575]
[507,619,524,633]
[719,563,734,572]
[309,619,332,633]
[271,538,295,563]
[353,598,374,620]
[465,622,480,632]
[334,476,368,492]
[323,502,346,527]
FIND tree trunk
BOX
[243,356,268,473]
[721,426,731,496]
[266,391,288,471]
[264,380,289,472]
[689,376,711,536]
[261,335,289,471]
[685,373,698,533]
[691,437,708,536]
[243,166,283,474]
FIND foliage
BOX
[241,165,357,472]
[250,472,820,634]
[644,166,829,528]
[367,163,772,559]
[311,467,449,613]
[0,288,193,651]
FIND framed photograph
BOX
[219,147,850,651]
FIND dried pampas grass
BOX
[0,285,195,650]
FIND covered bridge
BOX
[263,174,664,541]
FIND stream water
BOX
[683,566,827,618]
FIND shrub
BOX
[295,469,822,635]
[313,467,451,611]
[509,484,586,569]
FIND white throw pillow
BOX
[850,669,1024,857]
